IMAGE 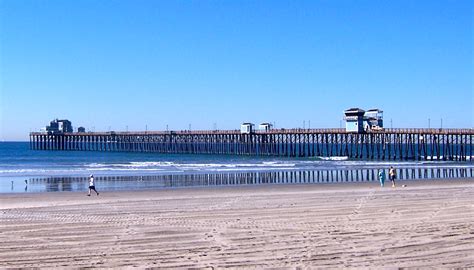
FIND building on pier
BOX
[364,109,384,130]
[344,108,366,133]
[240,123,255,134]
[344,108,384,132]
[259,123,273,132]
[77,127,86,133]
[46,119,73,134]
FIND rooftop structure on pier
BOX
[45,119,73,134]
[259,123,273,132]
[364,109,384,130]
[240,123,255,134]
[344,108,365,133]
[344,108,384,133]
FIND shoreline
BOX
[2,166,473,193]
[1,179,473,268]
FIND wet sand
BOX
[1,180,473,268]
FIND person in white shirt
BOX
[87,174,99,196]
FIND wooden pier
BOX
[30,128,473,161]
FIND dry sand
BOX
[1,180,473,268]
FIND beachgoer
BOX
[378,169,386,187]
[389,166,397,187]
[87,174,99,196]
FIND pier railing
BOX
[29,128,474,136]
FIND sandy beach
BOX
[1,180,473,268]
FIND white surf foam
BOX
[318,156,349,161]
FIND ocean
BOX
[1,142,472,193]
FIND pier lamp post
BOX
[428,118,431,129]
[441,118,443,129]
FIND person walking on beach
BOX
[87,174,99,196]
[378,169,386,187]
[389,166,397,187]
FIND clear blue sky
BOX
[0,0,472,141]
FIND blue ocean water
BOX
[1,142,472,193]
